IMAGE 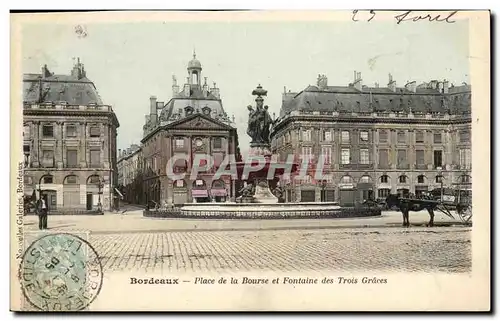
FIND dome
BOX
[187,52,202,69]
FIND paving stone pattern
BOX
[88,227,471,273]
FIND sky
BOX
[21,16,469,154]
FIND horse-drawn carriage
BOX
[383,182,472,227]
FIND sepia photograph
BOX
[9,10,490,312]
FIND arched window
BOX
[64,175,79,184]
[359,175,372,184]
[174,179,186,188]
[87,175,101,185]
[398,175,408,184]
[212,179,225,189]
[417,175,426,184]
[193,179,206,189]
[380,175,390,184]
[40,175,54,184]
[340,176,353,184]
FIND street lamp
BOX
[436,166,444,201]
[97,178,104,213]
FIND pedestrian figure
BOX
[36,196,48,230]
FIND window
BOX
[380,175,389,183]
[360,131,369,142]
[65,176,77,184]
[341,176,352,184]
[460,131,470,143]
[24,176,33,185]
[417,175,425,184]
[416,150,425,166]
[459,148,471,168]
[433,150,443,168]
[323,130,332,141]
[66,150,78,167]
[88,176,100,184]
[341,131,350,144]
[399,175,407,184]
[213,137,222,149]
[90,149,101,167]
[434,133,442,144]
[175,138,185,148]
[416,131,424,143]
[360,149,369,164]
[397,131,406,144]
[42,125,54,138]
[23,125,30,138]
[378,149,389,168]
[435,176,443,183]
[341,148,350,164]
[42,176,53,184]
[460,175,471,184]
[302,129,311,141]
[378,189,391,198]
[397,149,407,168]
[89,126,100,137]
[175,180,184,187]
[321,146,331,164]
[379,130,388,143]
[42,150,54,167]
[66,125,77,137]
[302,147,312,161]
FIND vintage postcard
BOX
[10,10,490,311]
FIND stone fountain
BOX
[173,85,381,219]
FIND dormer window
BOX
[202,106,211,116]
[184,106,194,115]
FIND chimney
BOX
[202,77,209,96]
[156,101,163,110]
[210,82,220,99]
[178,108,183,117]
[353,71,362,91]
[405,81,416,93]
[145,115,150,124]
[374,82,379,88]
[118,149,122,158]
[184,77,190,97]
[443,79,449,94]
[172,75,179,96]
[317,74,328,90]
[41,64,51,78]
[149,96,158,126]
[388,73,396,92]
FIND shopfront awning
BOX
[192,189,208,197]
[211,189,227,197]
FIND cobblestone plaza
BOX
[23,210,471,274]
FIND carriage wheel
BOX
[457,204,472,223]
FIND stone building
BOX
[22,59,120,212]
[271,73,472,206]
[141,52,240,206]
[117,144,143,204]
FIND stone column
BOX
[32,121,40,167]
[80,122,87,168]
[103,122,110,169]
[55,121,63,169]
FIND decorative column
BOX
[103,121,110,169]
[32,121,40,167]
[79,122,87,168]
[55,121,63,169]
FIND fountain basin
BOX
[144,202,382,219]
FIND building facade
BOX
[140,53,240,206]
[23,59,120,212]
[271,73,471,206]
[117,144,143,204]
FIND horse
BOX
[385,194,437,227]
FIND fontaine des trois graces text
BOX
[129,276,388,285]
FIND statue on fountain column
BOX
[246,85,274,146]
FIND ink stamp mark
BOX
[18,233,103,311]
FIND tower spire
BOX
[193,47,196,59]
